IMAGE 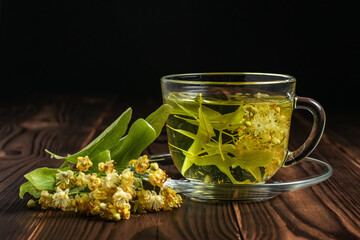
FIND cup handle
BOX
[284,96,326,167]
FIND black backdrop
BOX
[1,1,358,110]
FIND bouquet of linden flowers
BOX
[29,155,182,221]
[20,105,182,221]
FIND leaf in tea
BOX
[165,92,293,184]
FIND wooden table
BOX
[1,94,359,240]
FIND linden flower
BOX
[103,172,120,188]
[151,194,164,211]
[113,187,132,202]
[39,190,53,209]
[99,203,114,220]
[132,200,146,214]
[55,170,71,184]
[113,187,132,218]
[161,187,182,210]
[120,168,134,184]
[135,189,164,211]
[52,187,70,209]
[71,194,90,213]
[131,155,149,174]
[76,171,88,189]
[115,203,131,220]
[121,206,131,220]
[87,173,102,191]
[56,170,76,189]
[76,156,93,172]
[149,162,159,171]
[98,160,115,174]
[132,176,143,189]
[88,199,101,215]
[251,113,268,137]
[97,199,131,221]
[114,203,131,220]
[23,152,183,222]
[135,188,152,210]
[119,168,135,195]
[92,188,108,201]
[148,168,167,187]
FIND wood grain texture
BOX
[0,95,359,240]
[0,95,116,240]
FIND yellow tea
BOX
[165,92,293,184]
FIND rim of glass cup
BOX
[161,72,296,85]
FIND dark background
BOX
[1,1,358,110]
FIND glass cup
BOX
[161,73,325,184]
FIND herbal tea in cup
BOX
[161,73,325,184]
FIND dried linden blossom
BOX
[27,155,182,221]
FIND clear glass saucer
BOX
[162,157,333,202]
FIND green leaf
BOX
[58,159,73,171]
[220,144,240,157]
[180,132,203,175]
[179,95,217,175]
[248,167,263,181]
[110,104,172,169]
[235,150,274,169]
[62,108,132,163]
[201,105,222,118]
[210,106,244,130]
[186,153,234,167]
[87,150,111,173]
[173,115,199,126]
[24,167,58,192]
[217,165,243,184]
[168,93,199,119]
[166,125,196,140]
[19,181,41,199]
[182,153,244,184]
[198,104,216,140]
[110,104,172,157]
[112,118,157,169]
[145,104,173,138]
[20,104,173,202]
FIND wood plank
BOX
[0,94,116,240]
[324,110,360,167]
[82,198,242,240]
